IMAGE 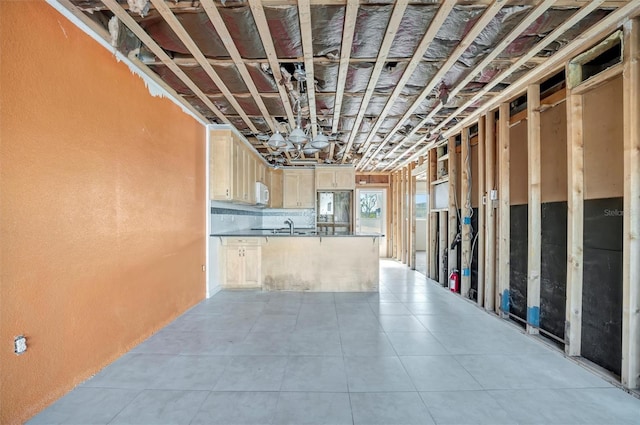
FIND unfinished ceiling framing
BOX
[61,0,628,170]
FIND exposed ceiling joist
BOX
[359,0,504,172]
[100,0,228,123]
[299,0,318,138]
[248,0,297,129]
[380,0,558,171]
[200,0,275,132]
[331,0,359,133]
[61,0,632,169]
[148,0,259,133]
[76,0,631,12]
[354,1,456,164]
[441,0,640,143]
[389,0,610,171]
[340,0,410,163]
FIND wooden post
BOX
[394,171,402,261]
[399,167,407,264]
[392,172,399,260]
[622,17,640,390]
[409,162,416,269]
[439,212,448,287]
[461,127,472,298]
[527,84,542,334]
[448,136,458,279]
[477,115,486,308]
[425,155,432,276]
[565,90,584,357]
[498,103,511,317]
[484,109,497,312]
[429,151,439,280]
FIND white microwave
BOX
[255,181,269,206]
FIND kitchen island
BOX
[211,230,380,292]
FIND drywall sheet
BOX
[540,101,568,203]
[510,205,528,321]
[581,197,623,376]
[509,121,528,206]
[583,76,623,200]
[540,202,567,340]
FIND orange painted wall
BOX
[0,2,206,424]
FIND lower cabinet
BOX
[222,238,261,288]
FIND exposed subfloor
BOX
[28,260,640,425]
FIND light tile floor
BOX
[28,259,640,425]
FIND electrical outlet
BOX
[14,335,27,355]
[201,265,206,272]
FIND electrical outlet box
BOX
[14,335,27,355]
[490,190,498,201]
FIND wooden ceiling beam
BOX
[298,0,318,137]
[340,0,410,163]
[361,0,503,172]
[79,0,631,12]
[429,0,607,137]
[354,1,456,169]
[148,0,259,133]
[200,0,275,132]
[100,0,228,123]
[248,0,297,129]
[331,0,359,135]
[55,0,212,124]
[150,56,441,66]
[388,0,612,168]
[379,0,557,171]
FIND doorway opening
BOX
[356,189,387,257]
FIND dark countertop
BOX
[210,228,383,238]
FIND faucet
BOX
[284,218,294,235]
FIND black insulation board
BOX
[581,197,623,376]
[510,205,528,321]
[540,202,568,340]
[470,208,479,301]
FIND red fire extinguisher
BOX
[449,270,460,293]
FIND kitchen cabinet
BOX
[256,160,267,184]
[210,131,242,202]
[223,238,261,288]
[315,166,355,190]
[209,127,267,204]
[283,169,315,208]
[243,150,256,204]
[268,168,283,208]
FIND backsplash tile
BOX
[210,201,315,232]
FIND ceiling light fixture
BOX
[264,72,329,161]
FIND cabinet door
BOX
[232,143,244,202]
[209,134,233,200]
[316,169,336,190]
[297,170,315,208]
[283,172,300,208]
[334,168,355,190]
[245,152,256,203]
[256,161,266,184]
[243,245,261,288]
[269,169,283,208]
[225,246,243,288]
